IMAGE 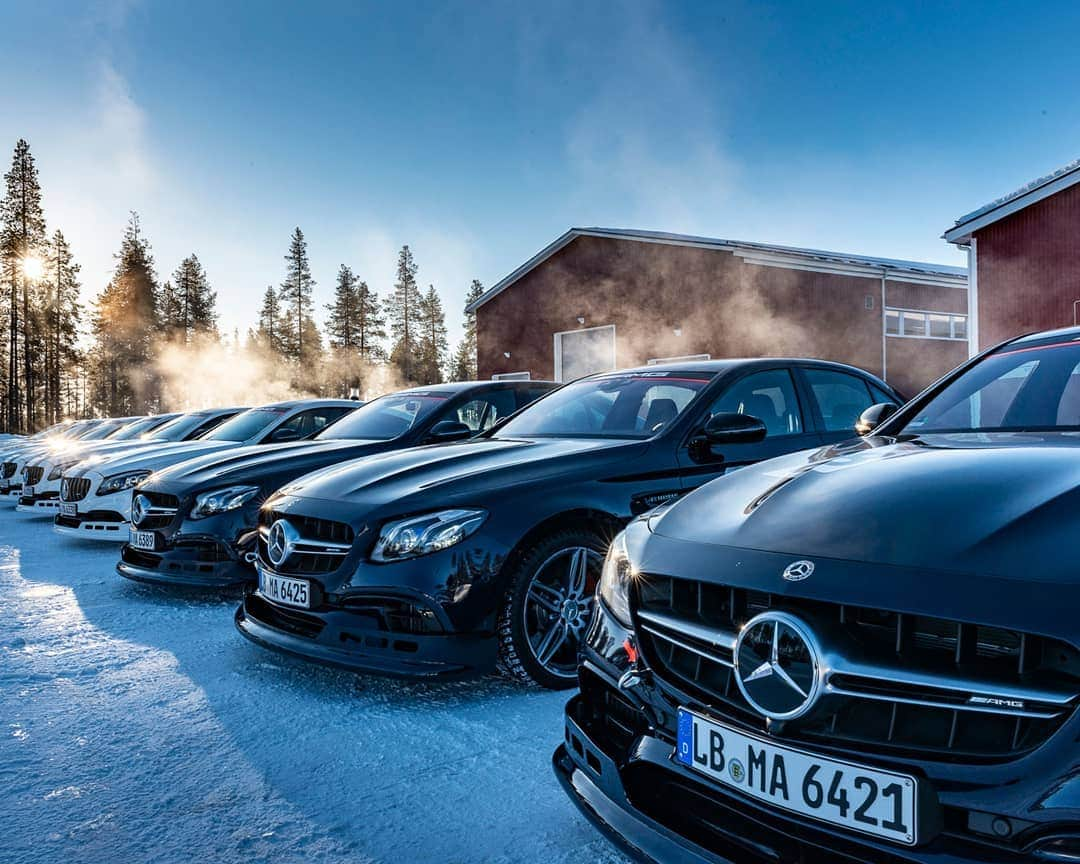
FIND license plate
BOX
[677,709,918,845]
[60,502,77,518]
[259,568,311,609]
[129,530,158,551]
[24,485,35,497]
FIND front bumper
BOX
[117,538,252,588]
[54,512,129,541]
[234,588,495,679]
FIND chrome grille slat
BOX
[635,574,1078,761]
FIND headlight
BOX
[97,470,151,496]
[598,530,634,627]
[48,459,79,481]
[371,508,486,562]
[190,485,260,519]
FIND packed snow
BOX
[0,516,627,864]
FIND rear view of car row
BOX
[7,333,1078,863]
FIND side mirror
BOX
[270,427,302,443]
[855,402,899,436]
[701,412,768,444]
[425,420,473,443]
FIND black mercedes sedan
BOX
[235,358,899,688]
[116,380,555,588]
[556,327,1080,863]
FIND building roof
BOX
[944,157,1080,246]
[467,227,967,312]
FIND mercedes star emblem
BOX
[782,560,815,582]
[131,493,150,527]
[266,519,298,568]
[734,611,823,721]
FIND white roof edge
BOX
[468,227,967,312]
[944,158,1080,246]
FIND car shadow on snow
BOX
[12,524,627,864]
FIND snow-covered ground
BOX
[0,516,626,864]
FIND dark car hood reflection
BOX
[652,433,1080,582]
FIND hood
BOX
[279,436,642,515]
[67,439,239,478]
[148,439,389,491]
[651,433,1080,582]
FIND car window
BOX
[277,407,351,438]
[709,370,803,437]
[903,340,1080,433]
[495,372,712,439]
[870,383,898,405]
[187,413,234,439]
[450,390,518,432]
[204,407,289,441]
[804,369,875,432]
[316,394,448,441]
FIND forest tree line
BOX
[0,138,483,434]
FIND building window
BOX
[553,324,616,382]
[885,307,967,340]
[647,353,711,365]
[491,371,531,381]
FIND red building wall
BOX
[975,180,1080,348]
[476,235,966,396]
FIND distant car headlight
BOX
[371,508,486,562]
[48,459,80,481]
[97,470,151,496]
[598,530,634,627]
[190,485,260,519]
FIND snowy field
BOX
[0,515,627,864]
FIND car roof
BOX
[598,357,891,382]
[385,380,558,397]
[250,398,361,410]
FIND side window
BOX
[1056,361,1080,425]
[189,414,231,439]
[278,407,349,438]
[709,370,803,437]
[804,369,875,432]
[636,384,700,435]
[519,387,553,410]
[870,383,898,405]
[448,390,519,433]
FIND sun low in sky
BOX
[2,0,1079,344]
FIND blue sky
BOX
[3,0,1079,346]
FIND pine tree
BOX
[450,279,484,381]
[89,212,159,415]
[326,264,360,349]
[1,139,47,432]
[386,245,423,382]
[278,227,316,362]
[159,280,183,341]
[43,230,81,425]
[255,285,284,354]
[169,254,217,342]
[356,279,386,362]
[415,284,448,385]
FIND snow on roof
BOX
[945,157,1080,245]
[468,227,966,312]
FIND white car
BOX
[54,399,359,542]
[17,410,242,518]
[1,418,134,505]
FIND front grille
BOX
[257,510,354,575]
[139,490,180,509]
[61,477,92,501]
[1,462,15,479]
[24,466,44,486]
[636,576,1079,762]
[264,510,354,545]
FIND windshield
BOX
[495,372,712,439]
[903,338,1080,434]
[82,421,126,441]
[203,407,287,442]
[317,393,448,441]
[148,412,211,441]
[109,416,174,440]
